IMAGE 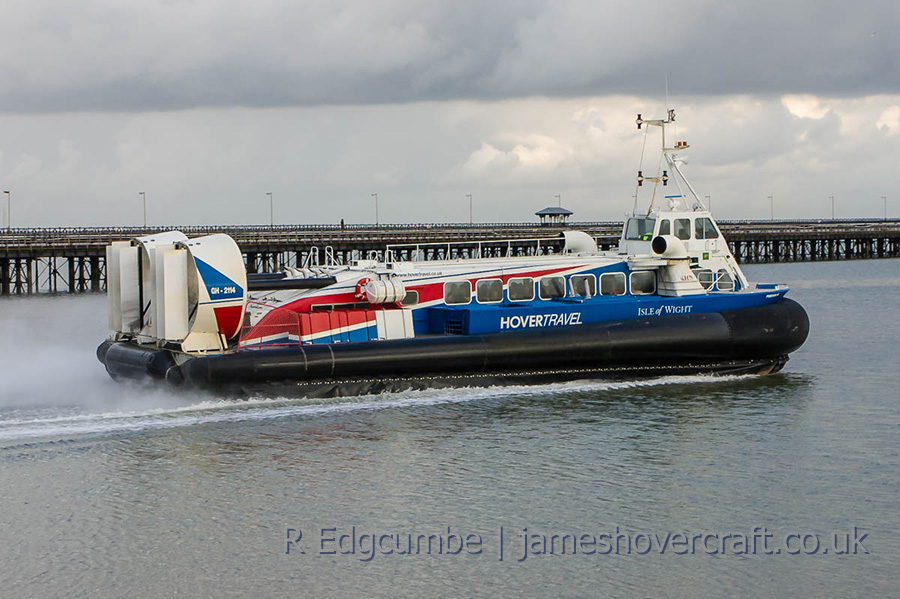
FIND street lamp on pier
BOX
[3,190,9,231]
[768,195,773,220]
[371,193,379,225]
[466,194,473,224]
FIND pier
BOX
[1,220,898,295]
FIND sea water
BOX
[1,260,898,598]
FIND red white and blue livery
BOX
[97,110,809,397]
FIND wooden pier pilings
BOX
[1,220,899,295]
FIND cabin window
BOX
[630,271,656,295]
[674,218,692,240]
[444,281,471,305]
[624,217,657,241]
[507,277,535,302]
[539,276,566,299]
[600,272,626,296]
[570,274,596,297]
[658,219,671,236]
[695,217,719,239]
[694,269,715,290]
[716,269,735,291]
[476,279,503,303]
[401,290,419,306]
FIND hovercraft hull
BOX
[97,299,808,398]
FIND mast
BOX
[636,109,707,214]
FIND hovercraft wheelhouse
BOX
[97,109,809,397]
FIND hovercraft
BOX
[97,110,809,397]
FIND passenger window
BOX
[658,219,671,236]
[674,218,691,240]
[476,279,503,303]
[401,290,419,305]
[695,269,715,290]
[539,276,566,299]
[444,281,471,305]
[716,269,734,291]
[570,274,596,297]
[507,277,534,302]
[695,217,719,240]
[600,272,626,296]
[630,271,656,295]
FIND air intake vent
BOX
[444,320,464,335]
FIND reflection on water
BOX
[1,260,898,598]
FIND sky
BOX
[0,0,898,227]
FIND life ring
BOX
[354,277,372,300]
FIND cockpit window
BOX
[674,218,692,240]
[695,217,719,239]
[624,218,657,241]
[658,219,671,236]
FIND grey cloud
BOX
[0,0,897,113]
[3,95,898,227]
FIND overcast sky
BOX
[1,0,898,226]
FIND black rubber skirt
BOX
[98,298,809,397]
